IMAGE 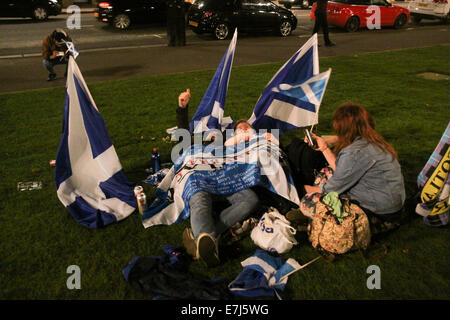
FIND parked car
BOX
[279,0,314,9]
[187,0,298,40]
[96,0,193,29]
[391,0,449,24]
[311,0,410,32]
[96,0,169,29]
[0,0,62,21]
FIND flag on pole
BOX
[190,29,237,135]
[62,40,79,60]
[248,33,331,134]
[55,56,136,229]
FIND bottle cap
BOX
[153,148,157,152]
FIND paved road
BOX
[0,10,449,93]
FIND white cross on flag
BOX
[54,56,136,228]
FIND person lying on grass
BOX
[291,103,406,234]
[224,119,279,146]
[182,120,263,268]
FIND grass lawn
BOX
[0,45,449,300]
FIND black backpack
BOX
[284,137,328,198]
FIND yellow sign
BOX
[420,146,450,203]
[429,199,449,216]
[189,21,199,27]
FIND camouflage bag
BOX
[308,195,371,255]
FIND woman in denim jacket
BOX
[301,103,406,232]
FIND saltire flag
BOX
[190,29,237,135]
[55,56,137,229]
[416,121,450,227]
[62,40,79,60]
[229,249,320,299]
[248,33,331,134]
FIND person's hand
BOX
[311,133,328,152]
[304,185,321,194]
[178,88,190,108]
[50,50,58,59]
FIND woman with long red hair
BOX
[302,103,405,224]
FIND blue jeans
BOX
[43,58,68,76]
[189,189,259,241]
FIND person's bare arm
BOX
[312,133,336,171]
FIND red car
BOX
[311,0,410,32]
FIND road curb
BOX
[62,8,97,13]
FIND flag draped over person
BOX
[55,56,137,229]
[141,134,300,228]
[190,29,237,136]
[248,33,331,134]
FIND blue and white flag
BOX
[62,40,79,60]
[55,56,136,229]
[190,29,237,135]
[248,34,331,133]
[229,250,320,299]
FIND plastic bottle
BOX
[151,148,161,173]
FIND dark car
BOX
[96,0,192,29]
[0,0,62,21]
[279,0,314,9]
[96,0,166,29]
[187,0,298,40]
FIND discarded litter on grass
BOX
[17,181,43,191]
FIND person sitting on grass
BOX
[291,102,406,234]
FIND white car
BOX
[391,0,449,23]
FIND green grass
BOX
[1,45,449,300]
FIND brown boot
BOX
[197,233,220,268]
[182,228,198,260]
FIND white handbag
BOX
[250,207,298,254]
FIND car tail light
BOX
[98,2,111,8]
[202,11,213,18]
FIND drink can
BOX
[50,160,56,167]
[137,193,147,215]
[134,185,144,197]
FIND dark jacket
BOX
[176,105,189,131]
[316,0,328,12]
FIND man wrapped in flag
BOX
[248,34,331,134]
[55,56,137,229]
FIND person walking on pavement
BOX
[312,0,335,47]
[42,28,72,81]
[166,0,186,47]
